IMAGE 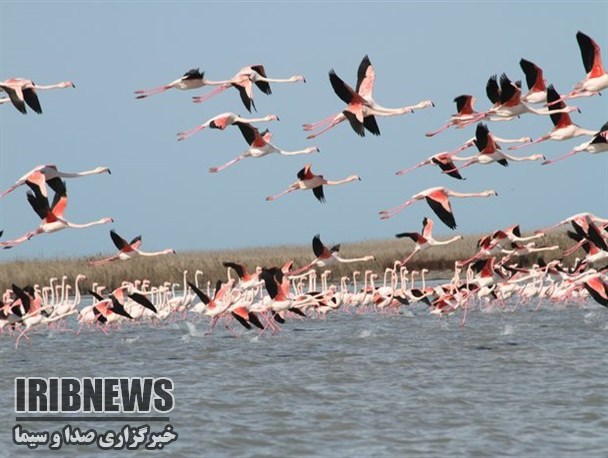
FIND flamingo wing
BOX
[0,84,26,114]
[454,95,474,115]
[251,65,272,95]
[422,217,434,238]
[329,70,357,105]
[312,234,330,258]
[475,123,490,151]
[519,59,544,91]
[576,31,599,75]
[363,115,381,136]
[187,281,212,305]
[431,156,464,180]
[356,55,375,98]
[425,192,456,230]
[546,85,571,127]
[297,164,315,181]
[22,88,42,114]
[395,232,425,244]
[499,73,520,105]
[312,185,326,203]
[223,261,247,280]
[485,75,500,104]
[343,110,365,137]
[26,190,50,220]
[232,82,255,113]
[110,230,130,251]
[234,122,263,146]
[182,68,204,80]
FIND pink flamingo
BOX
[1,164,110,199]
[395,151,465,180]
[509,85,596,151]
[177,112,279,141]
[519,58,547,104]
[425,95,482,137]
[89,230,175,266]
[265,163,360,203]
[549,31,608,104]
[1,180,113,249]
[309,234,374,267]
[192,64,305,112]
[396,217,463,264]
[542,121,608,165]
[134,68,231,99]
[304,55,433,139]
[442,123,545,175]
[209,122,318,173]
[0,78,74,114]
[379,186,497,229]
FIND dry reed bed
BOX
[0,231,575,293]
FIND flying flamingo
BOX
[442,123,545,175]
[1,164,111,199]
[542,121,608,165]
[309,234,375,267]
[425,95,482,137]
[379,186,498,229]
[549,31,608,104]
[265,163,360,203]
[191,64,305,112]
[304,55,433,139]
[1,180,113,249]
[508,85,596,151]
[176,112,279,141]
[460,74,579,127]
[396,217,463,264]
[519,58,547,104]
[209,122,318,173]
[0,78,74,114]
[395,152,465,180]
[89,230,175,266]
[133,68,231,99]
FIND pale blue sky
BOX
[1,1,606,261]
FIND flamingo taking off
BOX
[176,112,279,141]
[1,180,113,249]
[396,217,463,264]
[310,234,375,267]
[209,122,318,174]
[192,64,305,112]
[379,186,497,229]
[0,78,75,114]
[89,230,175,266]
[1,164,111,199]
[304,55,433,139]
[134,68,231,99]
[542,121,608,165]
[265,163,360,203]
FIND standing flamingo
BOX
[1,164,110,199]
[209,122,318,173]
[379,186,497,229]
[191,64,305,112]
[1,180,113,249]
[265,163,360,203]
[134,68,231,99]
[304,56,433,139]
[519,59,547,104]
[177,112,279,141]
[89,230,175,266]
[509,85,596,150]
[542,121,608,165]
[0,78,74,114]
[396,217,463,264]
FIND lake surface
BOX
[1,299,607,457]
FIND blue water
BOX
[1,300,607,457]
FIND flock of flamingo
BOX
[1,31,607,346]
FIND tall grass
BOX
[0,231,576,293]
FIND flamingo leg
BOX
[508,135,549,150]
[379,199,416,220]
[306,118,344,139]
[209,155,245,173]
[425,122,454,137]
[265,185,298,202]
[542,149,579,165]
[441,160,475,175]
[177,125,206,141]
[395,161,427,176]
[134,85,171,99]
[302,113,337,131]
[192,85,229,104]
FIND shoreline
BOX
[0,231,574,293]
